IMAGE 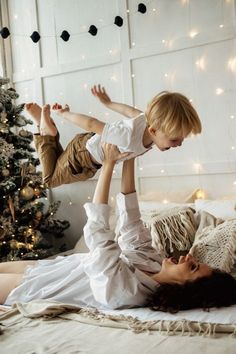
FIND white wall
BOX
[3,0,236,246]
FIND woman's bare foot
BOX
[40,104,57,136]
[25,103,41,125]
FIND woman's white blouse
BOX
[6,193,162,309]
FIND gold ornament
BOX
[8,196,15,221]
[28,163,36,173]
[19,129,31,137]
[2,168,10,177]
[20,186,34,200]
[35,211,43,220]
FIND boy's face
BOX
[150,129,185,151]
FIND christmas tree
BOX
[0,77,70,261]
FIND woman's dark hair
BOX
[149,269,236,313]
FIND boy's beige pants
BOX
[33,132,101,188]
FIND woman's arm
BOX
[93,144,130,204]
[91,85,142,118]
[121,158,136,195]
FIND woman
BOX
[2,144,236,312]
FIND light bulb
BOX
[162,199,169,204]
[216,88,224,95]
[189,30,198,38]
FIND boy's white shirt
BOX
[5,193,162,310]
[86,113,152,164]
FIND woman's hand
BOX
[91,85,111,106]
[102,143,130,164]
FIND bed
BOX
[1,197,236,353]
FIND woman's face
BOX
[155,254,212,284]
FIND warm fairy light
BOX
[89,111,92,114]
[113,170,116,174]
[160,169,165,173]
[216,88,224,95]
[164,73,168,77]
[87,196,91,200]
[162,39,166,43]
[189,30,198,38]
[14,14,18,19]
[139,167,143,171]
[152,8,157,12]
[181,0,189,4]
[230,115,235,119]
[132,42,135,46]
[131,74,135,78]
[162,199,169,204]
[69,201,73,205]
[126,9,130,13]
[189,98,193,103]
[194,163,202,172]
[231,146,235,150]
[81,55,86,60]
[83,83,88,89]
[195,57,206,70]
[110,75,117,81]
[109,49,113,54]
[233,181,236,185]
[196,189,206,199]
[228,57,236,73]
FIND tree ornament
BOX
[35,210,43,220]
[2,168,10,177]
[8,196,15,222]
[114,16,123,27]
[138,3,147,13]
[0,227,5,240]
[0,27,10,39]
[19,129,32,138]
[30,31,41,43]
[0,111,8,123]
[34,187,41,197]
[60,30,70,41]
[20,186,34,200]
[88,25,98,36]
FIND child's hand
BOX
[52,103,70,115]
[102,143,130,163]
[91,85,111,106]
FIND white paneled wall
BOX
[3,0,236,246]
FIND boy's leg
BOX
[0,274,23,304]
[26,102,64,154]
[32,104,65,186]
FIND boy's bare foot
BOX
[40,104,57,136]
[25,103,41,125]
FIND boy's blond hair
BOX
[145,91,202,138]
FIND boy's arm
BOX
[52,103,105,135]
[91,85,142,118]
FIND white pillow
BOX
[195,199,236,219]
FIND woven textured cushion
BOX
[190,219,236,272]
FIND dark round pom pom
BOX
[114,16,123,27]
[0,27,10,39]
[30,31,40,43]
[138,3,147,14]
[60,30,70,41]
[88,25,98,36]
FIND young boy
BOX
[26,85,201,188]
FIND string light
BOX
[216,88,224,95]
[189,30,198,38]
